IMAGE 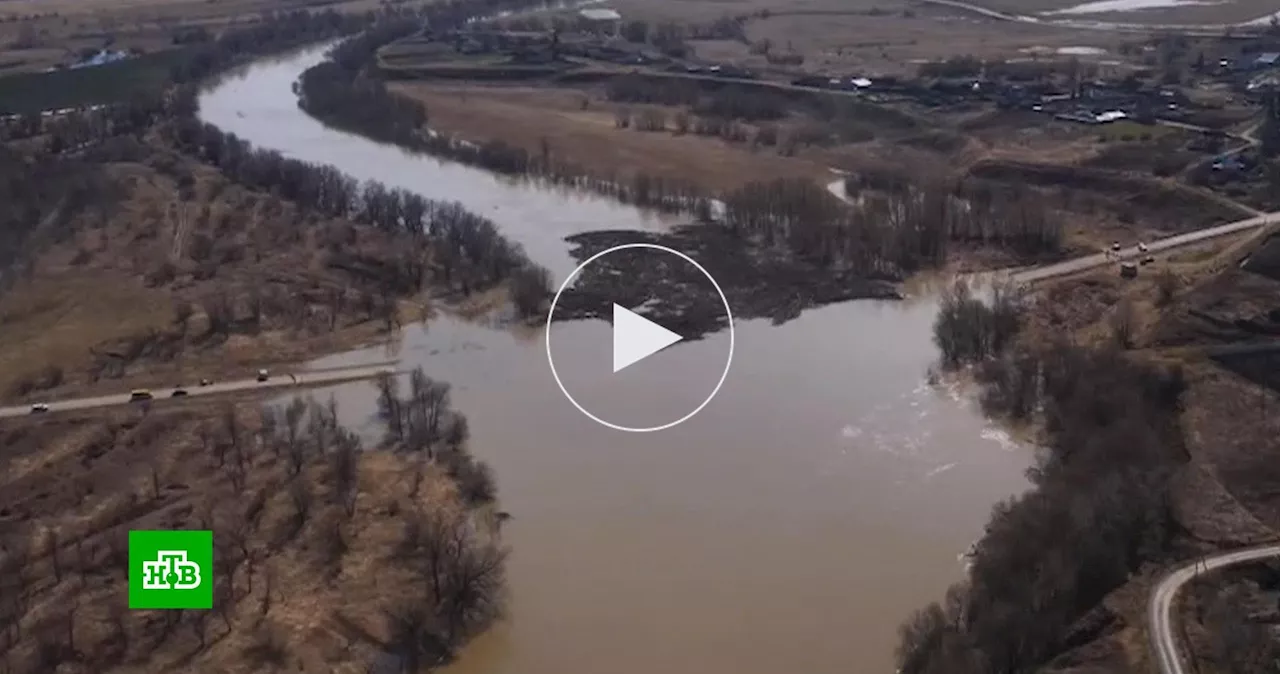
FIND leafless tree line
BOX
[297,17,715,217]
[721,177,1061,280]
[375,369,496,508]
[164,115,551,317]
[0,372,505,673]
[898,286,1188,674]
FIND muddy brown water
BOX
[200,46,1033,674]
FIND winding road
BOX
[1149,544,1280,674]
[0,364,400,419]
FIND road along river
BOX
[200,46,1033,674]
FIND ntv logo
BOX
[128,530,213,609]
[141,551,202,590]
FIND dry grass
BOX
[391,81,838,192]
[598,0,1129,76]
[0,275,174,398]
[1181,363,1280,528]
[0,141,435,404]
[0,402,494,673]
[741,10,1127,76]
[1023,229,1280,535]
[1150,263,1280,349]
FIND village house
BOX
[578,8,622,38]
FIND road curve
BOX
[1149,544,1280,674]
[0,364,401,419]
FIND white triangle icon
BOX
[612,303,684,373]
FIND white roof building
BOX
[579,8,621,21]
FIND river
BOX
[199,46,1033,674]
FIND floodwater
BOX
[1045,0,1222,15]
[199,46,1033,674]
[1056,45,1109,55]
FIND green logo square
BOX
[128,530,213,610]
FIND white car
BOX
[256,369,270,382]
[1111,241,1122,252]
[30,403,49,414]
[1137,242,1149,253]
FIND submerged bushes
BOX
[845,174,1065,259]
[932,281,1026,369]
[899,343,1184,674]
[722,177,1060,279]
[902,281,1188,674]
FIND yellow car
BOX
[129,389,154,402]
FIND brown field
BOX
[0,0,382,74]
[0,139,438,405]
[0,398,503,674]
[390,82,842,192]
[740,11,1127,76]
[594,0,1132,76]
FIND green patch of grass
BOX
[0,49,192,115]
[1096,120,1177,143]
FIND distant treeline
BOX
[900,282,1186,674]
[0,3,556,318]
[296,17,715,215]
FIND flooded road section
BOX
[200,47,1033,674]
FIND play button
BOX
[545,242,735,433]
[612,303,683,373]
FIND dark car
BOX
[171,388,189,398]
[129,389,154,402]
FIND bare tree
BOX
[1111,298,1138,349]
[329,430,360,517]
[282,481,312,544]
[1156,269,1178,306]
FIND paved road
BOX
[1150,544,1280,674]
[824,175,1275,285]
[0,364,400,419]
[1010,212,1276,284]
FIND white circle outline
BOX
[544,243,735,433]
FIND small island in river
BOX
[550,224,902,340]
